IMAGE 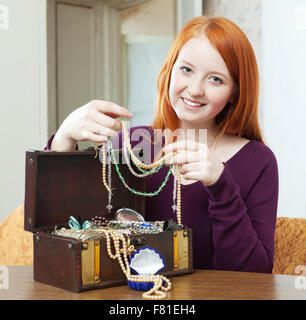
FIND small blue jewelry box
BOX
[128,246,166,291]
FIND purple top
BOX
[46,125,279,273]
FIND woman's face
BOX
[169,35,236,129]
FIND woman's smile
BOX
[181,97,207,110]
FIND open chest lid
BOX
[24,149,146,232]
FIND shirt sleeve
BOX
[44,134,79,150]
[44,134,55,150]
[203,155,279,273]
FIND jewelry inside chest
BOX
[33,227,192,292]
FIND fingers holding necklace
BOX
[163,140,224,186]
[180,162,200,174]
[166,149,201,165]
[163,139,200,154]
[177,161,202,183]
[163,140,207,165]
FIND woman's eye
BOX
[181,66,192,73]
[209,76,223,84]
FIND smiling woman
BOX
[168,36,236,130]
[153,16,262,144]
[47,15,278,274]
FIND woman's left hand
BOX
[162,140,224,186]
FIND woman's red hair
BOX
[152,16,264,144]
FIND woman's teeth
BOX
[182,98,205,107]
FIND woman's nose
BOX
[187,78,205,97]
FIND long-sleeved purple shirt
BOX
[46,125,279,273]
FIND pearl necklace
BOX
[118,119,175,169]
[100,119,182,226]
[122,128,164,178]
[98,228,171,299]
[109,138,174,193]
[117,120,182,223]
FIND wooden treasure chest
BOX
[24,148,193,293]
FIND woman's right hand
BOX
[51,100,133,151]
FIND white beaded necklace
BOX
[99,227,171,299]
[94,120,186,299]
[99,119,183,226]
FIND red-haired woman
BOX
[47,16,278,273]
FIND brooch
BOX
[134,222,162,234]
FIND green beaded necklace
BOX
[107,138,173,197]
[99,119,182,226]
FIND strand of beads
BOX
[122,130,164,178]
[101,143,112,194]
[106,142,113,213]
[118,119,174,169]
[172,165,177,213]
[118,120,182,224]
[176,165,182,226]
[100,119,183,226]
[98,228,171,299]
[106,138,173,197]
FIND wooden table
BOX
[0,266,305,300]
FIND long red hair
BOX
[152,16,264,144]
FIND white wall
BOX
[207,0,264,121]
[262,0,306,218]
[210,0,306,218]
[0,0,48,221]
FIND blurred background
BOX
[0,0,305,222]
